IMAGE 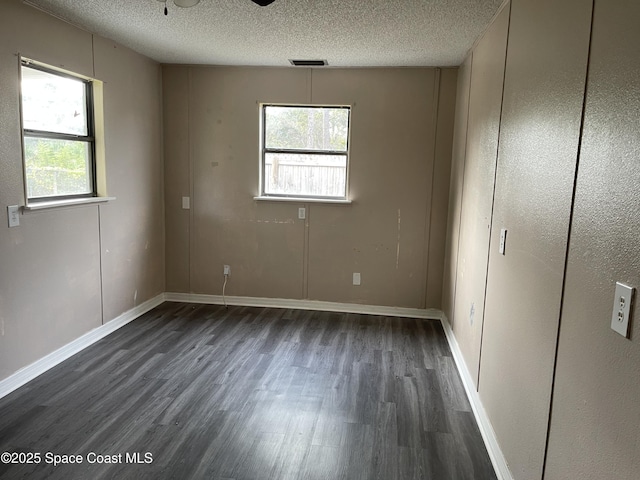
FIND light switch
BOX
[7,205,19,227]
[298,207,306,219]
[182,196,190,210]
[499,228,507,255]
[353,273,361,286]
[611,282,635,338]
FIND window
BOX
[261,105,350,200]
[20,60,95,202]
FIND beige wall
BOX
[452,2,510,387]
[479,0,592,477]
[0,0,164,382]
[425,68,458,308]
[445,0,640,479]
[163,67,190,293]
[441,55,472,323]
[544,1,640,478]
[164,66,457,309]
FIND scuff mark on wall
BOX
[470,301,475,326]
[396,208,401,269]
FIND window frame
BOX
[20,58,97,203]
[260,103,351,201]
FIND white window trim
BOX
[253,195,352,205]
[22,196,116,212]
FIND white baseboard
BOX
[164,292,443,320]
[0,293,165,401]
[440,315,513,480]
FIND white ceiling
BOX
[26,0,504,67]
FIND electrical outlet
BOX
[223,265,231,276]
[353,273,361,286]
[499,228,507,255]
[611,282,634,338]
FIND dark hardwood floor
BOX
[0,302,496,480]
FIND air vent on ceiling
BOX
[289,59,328,66]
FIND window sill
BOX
[253,196,352,205]
[24,196,116,212]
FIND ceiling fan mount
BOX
[159,0,276,9]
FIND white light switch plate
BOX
[7,205,19,227]
[499,228,507,255]
[298,207,306,219]
[611,282,634,338]
[182,196,190,210]
[353,273,361,286]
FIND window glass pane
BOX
[24,137,91,198]
[21,65,88,136]
[265,106,349,151]
[264,153,347,197]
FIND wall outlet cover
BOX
[611,282,634,338]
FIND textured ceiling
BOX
[25,0,504,67]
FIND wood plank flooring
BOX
[0,302,496,480]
